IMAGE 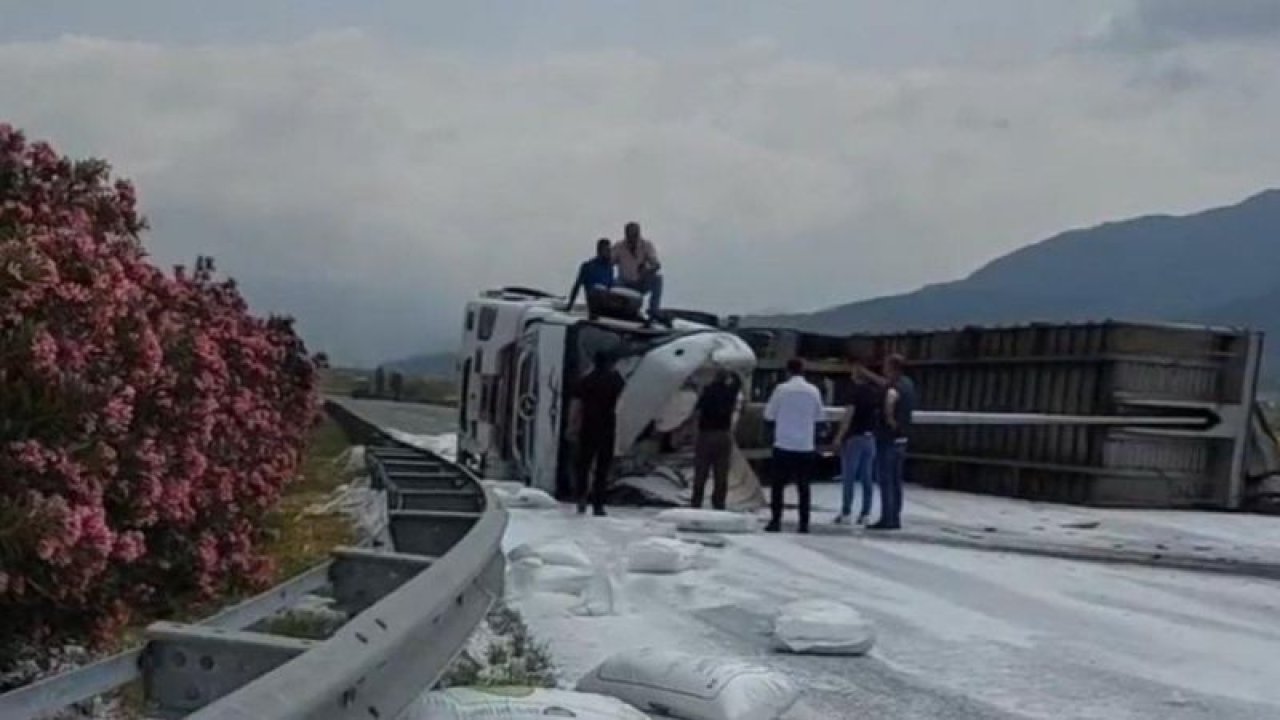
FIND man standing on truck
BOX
[565,238,616,318]
[569,350,626,516]
[691,369,742,511]
[613,221,664,321]
[763,358,824,534]
[867,354,916,531]
[833,355,881,526]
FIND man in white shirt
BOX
[763,358,824,533]
[612,221,664,321]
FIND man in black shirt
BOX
[571,351,626,516]
[691,370,741,510]
[834,356,882,526]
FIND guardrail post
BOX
[389,510,483,556]
[329,548,436,615]
[142,622,315,717]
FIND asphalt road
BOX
[335,397,1280,719]
[333,397,457,436]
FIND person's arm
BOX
[835,405,854,446]
[762,386,781,445]
[646,240,661,272]
[565,263,584,310]
[812,387,825,449]
[857,366,888,386]
[693,387,709,422]
[763,386,780,423]
[885,386,901,432]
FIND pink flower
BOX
[29,328,58,372]
[2,122,318,648]
[36,539,58,561]
[113,531,146,563]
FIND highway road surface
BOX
[340,398,1280,720]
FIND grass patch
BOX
[438,602,558,689]
[258,415,357,580]
[320,367,369,396]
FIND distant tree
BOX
[390,372,404,402]
[374,366,387,397]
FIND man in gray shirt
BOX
[867,354,915,531]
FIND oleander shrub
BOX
[0,123,319,654]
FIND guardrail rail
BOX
[0,399,507,720]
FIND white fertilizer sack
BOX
[412,687,648,720]
[334,446,367,477]
[626,537,700,574]
[577,649,799,720]
[502,488,559,509]
[573,563,626,617]
[506,556,544,597]
[772,599,876,656]
[655,509,758,534]
[531,565,595,596]
[484,479,526,495]
[508,539,592,568]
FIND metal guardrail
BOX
[0,399,507,720]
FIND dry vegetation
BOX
[258,415,357,579]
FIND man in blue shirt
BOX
[566,238,615,317]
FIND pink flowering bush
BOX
[0,124,319,653]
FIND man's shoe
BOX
[764,521,781,533]
[576,503,587,515]
[856,514,869,526]
[833,514,850,525]
[593,506,608,517]
[797,526,810,535]
[867,521,901,531]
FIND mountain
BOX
[753,189,1280,382]
[382,352,457,378]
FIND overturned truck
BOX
[456,286,1278,511]
[737,321,1279,511]
[456,287,762,509]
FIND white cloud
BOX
[1,30,1278,363]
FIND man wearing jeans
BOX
[833,357,881,526]
[612,221,664,320]
[763,358,824,534]
[870,354,916,531]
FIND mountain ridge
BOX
[750,188,1280,381]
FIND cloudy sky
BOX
[3,1,1278,365]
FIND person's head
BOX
[884,353,906,381]
[624,221,641,243]
[786,357,805,377]
[595,237,611,260]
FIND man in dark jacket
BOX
[834,355,882,526]
[570,351,626,516]
[565,238,616,317]
[691,370,741,510]
[869,354,916,531]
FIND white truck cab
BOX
[456,287,756,500]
